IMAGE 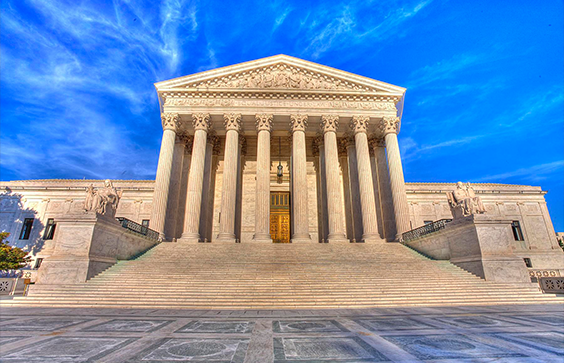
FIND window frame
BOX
[19,218,34,240]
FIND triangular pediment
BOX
[155,55,405,95]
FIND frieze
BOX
[164,97,396,111]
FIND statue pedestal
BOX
[32,206,157,290]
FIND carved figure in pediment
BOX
[447,182,487,218]
[84,180,121,216]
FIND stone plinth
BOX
[34,208,157,287]
[404,215,533,283]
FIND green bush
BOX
[0,232,31,270]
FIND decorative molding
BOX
[321,115,339,134]
[379,116,400,135]
[224,113,242,132]
[163,95,398,111]
[192,113,211,131]
[290,114,308,133]
[255,114,273,132]
[350,115,370,134]
[161,112,180,131]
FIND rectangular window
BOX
[523,258,533,268]
[34,258,43,269]
[511,221,524,241]
[141,220,150,227]
[43,218,56,240]
[19,218,34,240]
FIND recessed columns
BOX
[216,113,242,243]
[253,114,273,242]
[351,116,380,242]
[290,114,311,242]
[380,116,410,241]
[321,115,348,243]
[150,112,180,240]
[180,113,211,243]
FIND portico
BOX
[150,55,409,243]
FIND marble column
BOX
[164,133,190,240]
[379,116,410,241]
[313,135,328,242]
[199,132,217,241]
[253,114,273,242]
[370,136,396,241]
[321,115,348,243]
[344,135,364,242]
[175,138,193,238]
[351,116,380,242]
[290,114,311,242]
[180,113,211,243]
[150,112,180,240]
[217,113,242,242]
[338,138,355,241]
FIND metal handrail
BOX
[402,219,452,243]
[116,218,159,241]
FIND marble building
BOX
[0,55,561,273]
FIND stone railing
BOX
[116,218,160,241]
[401,219,452,243]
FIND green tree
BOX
[0,232,31,270]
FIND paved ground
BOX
[1,304,563,362]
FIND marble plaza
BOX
[1,304,564,362]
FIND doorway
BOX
[270,192,291,243]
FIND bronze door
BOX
[270,192,290,243]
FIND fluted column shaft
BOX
[217,113,241,242]
[290,115,311,242]
[370,138,395,240]
[351,116,380,242]
[321,115,348,242]
[253,114,273,242]
[163,135,189,240]
[150,113,180,240]
[180,113,211,242]
[380,116,410,240]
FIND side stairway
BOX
[4,242,563,309]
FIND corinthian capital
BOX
[192,113,211,131]
[161,112,180,131]
[379,116,400,135]
[224,113,242,132]
[290,114,308,133]
[239,135,247,156]
[368,136,386,149]
[321,115,339,134]
[350,115,369,134]
[255,114,273,132]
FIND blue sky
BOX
[1,0,563,230]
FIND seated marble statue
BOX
[84,180,121,215]
[447,182,487,218]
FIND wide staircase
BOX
[5,242,564,309]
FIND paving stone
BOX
[273,320,349,333]
[353,317,435,331]
[0,336,136,362]
[81,319,174,333]
[0,336,28,345]
[126,338,249,362]
[1,317,93,331]
[175,320,255,334]
[381,333,526,360]
[515,314,564,326]
[273,336,388,362]
[431,315,528,328]
[488,331,564,356]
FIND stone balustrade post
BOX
[351,116,381,242]
[150,112,180,240]
[180,113,211,242]
[321,115,348,243]
[290,114,311,242]
[253,114,273,242]
[216,113,242,242]
[379,116,410,241]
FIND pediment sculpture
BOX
[84,180,122,216]
[185,64,373,92]
[447,182,487,219]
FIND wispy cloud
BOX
[475,161,564,184]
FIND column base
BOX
[251,234,273,243]
[328,238,351,243]
[178,233,201,243]
[216,233,237,243]
[362,234,386,243]
[291,234,311,243]
[250,238,273,243]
